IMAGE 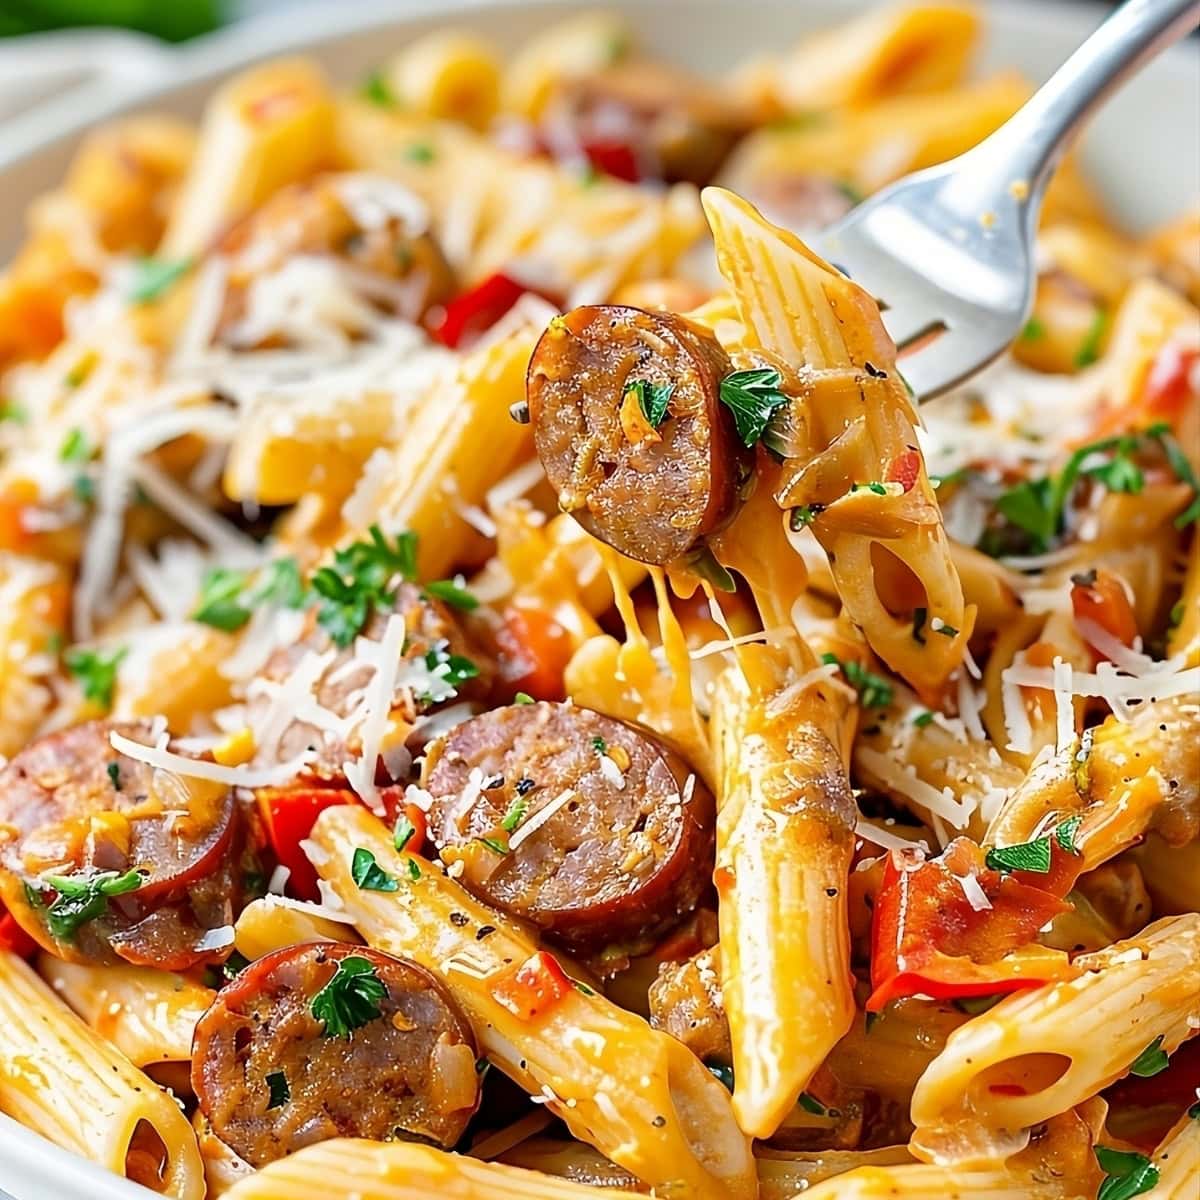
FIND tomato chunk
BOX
[887,448,922,493]
[867,839,1073,1012]
[0,906,38,958]
[490,950,573,1020]
[581,137,641,183]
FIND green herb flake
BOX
[912,606,928,645]
[361,69,395,107]
[106,762,122,791]
[406,859,422,881]
[623,377,675,429]
[571,978,596,996]
[835,179,864,206]
[1055,813,1084,855]
[1094,1145,1158,1200]
[985,835,1052,875]
[42,867,144,942]
[311,955,388,1038]
[420,643,480,701]
[591,736,607,756]
[851,481,889,496]
[65,645,127,708]
[1020,316,1046,341]
[404,142,436,164]
[72,474,95,503]
[312,525,419,646]
[718,367,790,447]
[913,710,935,728]
[265,1070,290,1109]
[423,578,479,611]
[1147,423,1200,529]
[254,557,306,609]
[513,692,535,705]
[1129,1035,1170,1078]
[478,836,509,855]
[1074,308,1108,369]
[192,567,253,632]
[127,256,192,304]
[393,815,416,853]
[350,847,399,893]
[789,505,819,530]
[0,400,26,424]
[58,427,91,463]
[797,1092,829,1116]
[820,652,893,709]
[500,794,529,834]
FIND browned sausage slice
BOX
[649,946,731,1065]
[251,581,495,782]
[192,943,479,1167]
[528,304,748,566]
[422,701,714,952]
[0,719,246,968]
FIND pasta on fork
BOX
[0,3,1196,1199]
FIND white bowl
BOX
[0,2,1196,1198]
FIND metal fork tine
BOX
[879,304,945,350]
[895,329,1002,401]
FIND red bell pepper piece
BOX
[0,906,38,958]
[887,448,922,493]
[431,272,530,349]
[1071,568,1138,658]
[256,786,357,901]
[494,605,574,701]
[867,839,1073,1012]
[581,137,641,183]
[490,950,574,1020]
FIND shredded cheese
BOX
[508,788,576,849]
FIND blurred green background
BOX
[0,0,227,41]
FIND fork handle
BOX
[954,0,1199,213]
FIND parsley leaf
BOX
[1083,450,1143,494]
[623,378,674,429]
[192,567,253,632]
[312,526,419,646]
[406,859,421,881]
[404,142,435,163]
[789,505,821,529]
[350,847,399,892]
[65,646,127,708]
[310,955,387,1038]
[1021,316,1045,341]
[127,256,192,304]
[797,1092,830,1116]
[591,736,607,755]
[1094,1146,1158,1200]
[419,642,480,702]
[360,69,394,106]
[513,692,534,704]
[1147,423,1200,528]
[478,836,510,855]
[1129,1035,1170,1078]
[423,578,479,611]
[59,427,91,463]
[1055,813,1083,854]
[820,653,893,709]
[265,1071,290,1109]
[985,837,1051,874]
[253,557,306,609]
[913,710,934,728]
[500,794,529,833]
[1074,308,1108,369]
[393,815,416,852]
[0,399,26,423]
[42,867,144,941]
[718,367,790,447]
[107,762,122,791]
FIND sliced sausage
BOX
[218,174,455,334]
[528,304,748,566]
[648,946,731,1065]
[251,581,495,783]
[549,60,750,185]
[422,701,714,951]
[0,719,247,968]
[192,943,479,1167]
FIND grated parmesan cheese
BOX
[109,730,316,788]
[508,789,576,849]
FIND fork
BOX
[811,0,1200,401]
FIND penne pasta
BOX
[0,950,204,1199]
[306,804,756,1200]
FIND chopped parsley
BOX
[311,955,387,1038]
[478,836,509,855]
[850,481,888,496]
[1073,307,1108,369]
[985,815,1083,874]
[788,505,822,530]
[361,69,395,106]
[500,794,529,834]
[591,735,607,755]
[423,578,479,611]
[1128,1035,1169,1078]
[718,367,790,447]
[254,557,307,609]
[58,427,91,463]
[65,645,127,708]
[820,652,893,709]
[265,1071,290,1109]
[41,867,145,942]
[0,399,26,423]
[513,692,535,705]
[106,762,122,791]
[192,567,253,632]
[1147,421,1200,528]
[311,525,418,646]
[404,142,436,164]
[420,642,480,702]
[835,179,864,206]
[1020,316,1045,341]
[127,256,192,304]
[406,859,421,881]
[623,378,674,429]
[1094,1146,1158,1200]
[351,847,399,893]
[912,607,928,645]
[393,814,416,852]
[913,710,935,728]
[797,1092,831,1116]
